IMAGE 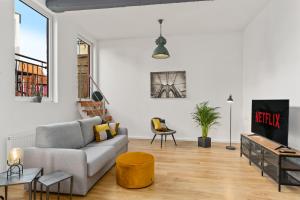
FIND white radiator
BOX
[6,133,35,155]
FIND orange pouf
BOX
[116,152,155,189]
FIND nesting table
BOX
[38,171,73,200]
[0,168,43,200]
[0,169,73,200]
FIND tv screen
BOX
[251,100,289,146]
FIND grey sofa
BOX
[23,117,128,196]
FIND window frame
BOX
[14,0,54,102]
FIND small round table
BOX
[116,152,154,189]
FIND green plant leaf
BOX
[191,101,221,138]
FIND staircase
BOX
[77,75,113,122]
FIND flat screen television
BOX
[251,100,289,146]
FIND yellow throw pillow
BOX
[152,119,161,130]
[108,123,120,137]
[94,124,112,142]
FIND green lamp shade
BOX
[152,45,170,59]
[152,36,170,59]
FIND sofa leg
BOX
[151,134,156,144]
[161,135,163,148]
[165,135,167,142]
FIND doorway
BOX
[77,38,91,99]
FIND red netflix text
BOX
[255,112,280,129]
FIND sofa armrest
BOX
[24,147,88,194]
[118,127,128,136]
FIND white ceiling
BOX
[61,0,270,40]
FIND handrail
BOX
[77,70,110,118]
[89,75,109,104]
[15,53,47,64]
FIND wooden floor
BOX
[6,139,300,200]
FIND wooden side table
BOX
[38,171,73,200]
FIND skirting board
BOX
[128,135,240,144]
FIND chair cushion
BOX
[152,119,161,130]
[87,135,128,152]
[81,145,116,177]
[78,116,102,146]
[152,118,167,131]
[36,121,84,149]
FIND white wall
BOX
[0,0,97,171]
[99,33,243,142]
[243,0,300,149]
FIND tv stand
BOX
[241,134,300,192]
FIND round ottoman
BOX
[116,152,154,189]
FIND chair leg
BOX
[165,135,167,142]
[151,134,157,144]
[161,135,163,148]
[171,134,177,146]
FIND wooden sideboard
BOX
[240,133,300,191]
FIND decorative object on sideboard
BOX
[226,94,236,150]
[192,102,221,148]
[32,84,43,103]
[152,19,170,59]
[7,147,24,178]
[151,71,186,98]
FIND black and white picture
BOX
[151,71,186,98]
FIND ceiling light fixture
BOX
[152,19,170,59]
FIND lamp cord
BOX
[158,19,163,36]
[160,23,162,36]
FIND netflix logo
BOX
[255,111,281,129]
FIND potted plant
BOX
[192,102,221,148]
[32,84,43,103]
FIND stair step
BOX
[83,109,107,116]
[79,101,102,107]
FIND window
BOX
[14,0,50,97]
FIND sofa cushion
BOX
[108,123,120,137]
[94,124,113,142]
[36,121,84,149]
[81,146,115,177]
[78,116,102,146]
[87,135,128,152]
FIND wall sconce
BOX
[7,148,23,178]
